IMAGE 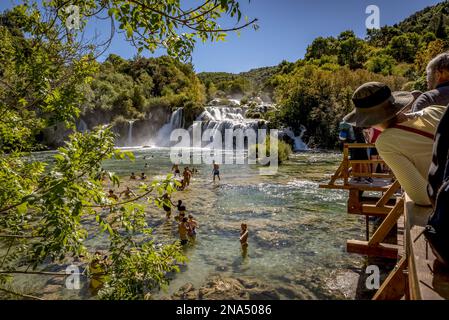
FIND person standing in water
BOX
[160,193,175,219]
[212,160,220,182]
[172,163,181,177]
[240,223,249,257]
[178,217,190,245]
[188,214,198,238]
[183,167,192,187]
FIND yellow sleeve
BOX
[376,137,431,206]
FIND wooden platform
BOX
[404,195,449,300]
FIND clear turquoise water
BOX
[6,148,368,299]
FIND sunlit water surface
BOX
[5,148,370,299]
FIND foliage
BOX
[265,2,449,149]
[0,0,255,299]
[83,55,206,124]
[250,136,291,164]
[198,65,279,100]
[270,65,407,148]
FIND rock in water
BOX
[171,275,281,300]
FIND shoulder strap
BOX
[392,124,435,140]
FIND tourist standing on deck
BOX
[412,52,449,112]
[344,82,446,206]
[212,160,220,182]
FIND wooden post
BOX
[372,256,407,300]
[343,144,349,185]
[365,215,370,241]
[369,197,404,246]
[376,180,400,207]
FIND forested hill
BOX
[198,65,279,101]
[397,1,449,35]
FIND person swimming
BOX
[107,189,118,201]
[212,160,220,182]
[119,186,136,199]
[130,172,136,180]
[140,172,147,180]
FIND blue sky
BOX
[0,0,444,73]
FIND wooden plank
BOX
[347,240,399,259]
[319,184,392,192]
[373,256,407,300]
[349,160,388,164]
[368,197,404,246]
[329,162,344,185]
[344,143,376,148]
[361,204,392,216]
[343,145,349,185]
[351,172,394,178]
[376,180,400,207]
[404,195,449,300]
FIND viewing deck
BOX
[320,143,449,300]
[404,195,449,300]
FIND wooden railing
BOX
[324,143,394,188]
[341,143,393,184]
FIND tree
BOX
[365,54,397,76]
[305,37,337,61]
[387,35,416,63]
[0,0,256,299]
[337,36,369,70]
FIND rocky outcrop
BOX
[40,104,174,148]
[170,275,281,300]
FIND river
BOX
[6,147,376,300]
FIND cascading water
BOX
[282,125,309,151]
[192,106,263,148]
[151,108,184,147]
[127,120,136,146]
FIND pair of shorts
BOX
[180,239,188,245]
[163,205,171,212]
[213,170,220,176]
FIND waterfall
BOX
[282,125,309,151]
[127,120,136,146]
[192,106,264,148]
[151,108,184,147]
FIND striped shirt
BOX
[376,105,446,206]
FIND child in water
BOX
[188,214,198,237]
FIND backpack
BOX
[425,106,449,266]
